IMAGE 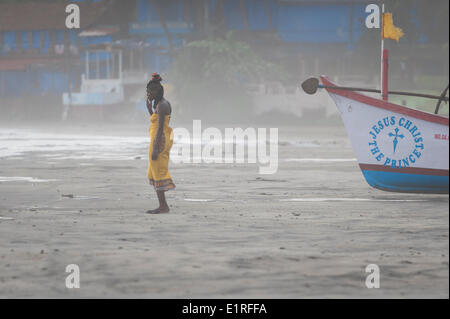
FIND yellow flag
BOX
[382,13,404,41]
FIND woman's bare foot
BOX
[147,190,170,214]
[145,207,169,214]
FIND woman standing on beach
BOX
[145,73,175,214]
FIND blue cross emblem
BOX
[388,127,405,153]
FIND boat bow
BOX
[321,76,449,194]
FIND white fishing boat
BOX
[308,76,449,194]
[301,5,449,194]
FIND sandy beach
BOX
[0,121,448,298]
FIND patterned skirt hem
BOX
[149,178,176,191]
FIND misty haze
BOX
[0,0,448,300]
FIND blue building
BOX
[1,0,418,100]
[0,0,123,99]
[127,0,370,76]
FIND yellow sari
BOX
[147,113,175,191]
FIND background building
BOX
[0,0,448,121]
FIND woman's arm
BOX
[146,98,154,115]
[152,101,169,160]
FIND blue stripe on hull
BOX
[361,170,449,194]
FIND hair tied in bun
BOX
[152,72,162,82]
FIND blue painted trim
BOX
[43,31,50,54]
[56,30,64,45]
[32,31,41,50]
[361,170,449,194]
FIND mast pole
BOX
[380,3,385,100]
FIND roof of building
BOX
[0,56,65,71]
[78,26,119,37]
[0,1,109,32]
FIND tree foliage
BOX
[168,32,282,118]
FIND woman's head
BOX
[147,72,164,101]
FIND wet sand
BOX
[0,122,448,298]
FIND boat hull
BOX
[321,76,449,194]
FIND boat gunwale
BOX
[320,76,449,126]
[359,164,449,176]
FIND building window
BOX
[2,32,16,53]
